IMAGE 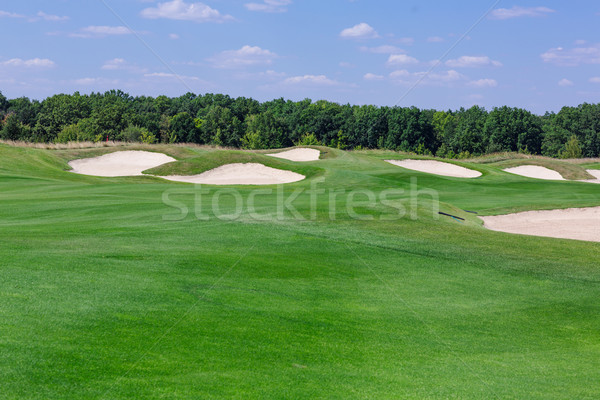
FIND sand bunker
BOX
[267,148,321,162]
[161,163,305,185]
[588,170,600,179]
[504,166,564,180]
[385,159,482,178]
[481,207,600,242]
[69,151,175,177]
[580,169,600,184]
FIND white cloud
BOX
[1,9,68,22]
[0,58,55,68]
[145,72,183,78]
[394,37,415,45]
[541,44,600,66]
[446,56,502,68]
[72,77,120,86]
[425,70,465,84]
[590,77,600,84]
[490,6,555,20]
[283,75,341,86]
[427,36,445,43]
[558,78,574,87]
[386,54,419,66]
[208,45,278,69]
[102,58,148,73]
[232,69,287,80]
[340,23,379,40]
[0,10,26,18]
[141,0,233,23]
[364,73,384,81]
[339,61,355,68]
[389,69,467,87]
[467,94,484,101]
[35,11,69,22]
[71,26,133,38]
[468,78,498,88]
[359,45,405,54]
[169,33,180,40]
[245,0,292,13]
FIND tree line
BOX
[0,89,598,158]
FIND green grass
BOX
[1,143,599,399]
[145,149,323,179]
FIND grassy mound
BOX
[145,149,323,179]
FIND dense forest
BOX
[1,89,598,158]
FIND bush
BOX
[560,135,583,159]
[140,129,157,144]
[120,125,148,142]
[296,132,321,146]
[0,114,25,140]
[56,124,80,143]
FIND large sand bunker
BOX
[504,166,564,180]
[69,151,175,177]
[385,159,482,178]
[481,207,600,242]
[267,148,321,162]
[161,163,305,185]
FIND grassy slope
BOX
[0,144,599,399]
[144,149,323,180]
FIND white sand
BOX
[588,170,600,179]
[161,163,305,185]
[580,169,600,184]
[385,159,482,178]
[68,151,176,177]
[503,166,565,180]
[267,148,321,162]
[481,207,600,242]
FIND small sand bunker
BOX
[69,151,176,177]
[504,166,564,180]
[588,170,600,179]
[481,207,600,242]
[267,148,321,162]
[161,163,305,185]
[385,159,482,178]
[581,169,600,184]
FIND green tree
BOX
[560,135,583,159]
[170,112,200,143]
[296,132,321,146]
[56,124,80,143]
[1,114,26,140]
[0,91,8,115]
[484,106,543,154]
[202,106,243,147]
[120,125,147,142]
[452,106,488,155]
[242,111,289,149]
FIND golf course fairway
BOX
[1,143,599,399]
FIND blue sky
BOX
[1,0,600,113]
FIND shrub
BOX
[56,124,80,143]
[560,135,583,159]
[120,125,148,142]
[296,132,321,146]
